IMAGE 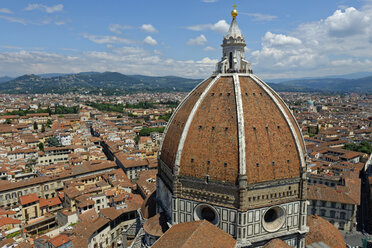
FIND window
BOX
[320,209,326,216]
[330,210,335,218]
[331,202,336,208]
[340,212,346,219]
[322,201,327,207]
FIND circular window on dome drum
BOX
[194,204,219,225]
[262,206,286,232]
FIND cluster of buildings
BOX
[281,92,372,233]
[0,98,171,247]
[0,8,371,248]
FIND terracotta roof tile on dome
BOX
[306,215,345,248]
[152,220,236,248]
[239,76,302,183]
[263,238,291,248]
[160,77,213,168]
[140,191,157,219]
[143,212,169,237]
[160,74,305,185]
[180,76,239,183]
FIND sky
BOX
[0,0,372,80]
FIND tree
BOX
[46,119,52,128]
[41,124,45,133]
[344,141,372,154]
[159,112,173,122]
[33,121,38,130]
[38,142,44,152]
[46,136,61,147]
[5,119,11,124]
[139,127,165,136]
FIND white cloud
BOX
[249,4,372,79]
[241,12,277,21]
[144,36,158,46]
[0,15,26,25]
[83,34,133,44]
[0,8,12,14]
[186,34,207,45]
[0,48,217,78]
[204,46,216,51]
[141,24,158,33]
[211,20,229,33]
[108,24,133,34]
[187,20,229,34]
[263,32,302,46]
[325,7,370,37]
[24,4,63,13]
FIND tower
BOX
[216,6,251,74]
[156,7,308,248]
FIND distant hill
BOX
[0,72,202,94]
[268,76,372,93]
[0,76,13,84]
[0,71,371,94]
[266,71,372,83]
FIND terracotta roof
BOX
[0,238,17,248]
[306,215,345,248]
[263,239,291,248]
[39,197,62,208]
[160,75,304,185]
[78,208,98,222]
[307,184,359,205]
[19,193,39,206]
[0,216,21,226]
[100,207,137,221]
[143,213,168,237]
[49,234,71,247]
[136,169,157,198]
[140,191,157,219]
[0,161,116,192]
[152,220,236,248]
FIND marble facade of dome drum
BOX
[156,6,308,248]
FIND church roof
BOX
[263,239,291,248]
[152,220,236,248]
[160,74,306,185]
[306,215,345,248]
[159,6,305,187]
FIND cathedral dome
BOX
[156,8,308,246]
[159,73,306,185]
